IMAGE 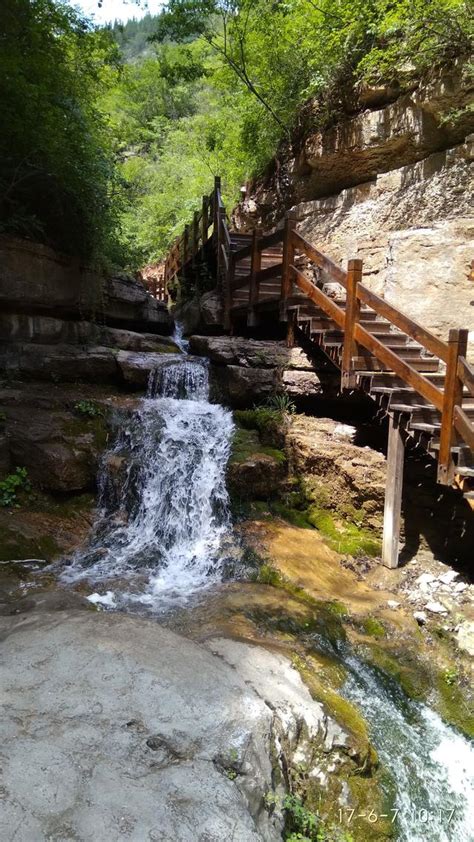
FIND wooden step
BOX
[353,356,441,372]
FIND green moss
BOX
[362,617,386,639]
[362,643,431,701]
[233,407,285,447]
[269,501,313,528]
[229,426,286,465]
[307,507,381,558]
[435,672,474,739]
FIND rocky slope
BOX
[234,63,474,348]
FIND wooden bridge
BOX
[164,177,474,568]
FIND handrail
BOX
[163,175,473,483]
[357,285,449,363]
[291,230,347,287]
[291,264,444,411]
[458,356,474,397]
[454,405,474,450]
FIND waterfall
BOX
[61,356,234,612]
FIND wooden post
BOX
[438,328,468,485]
[192,211,200,261]
[341,259,363,390]
[213,175,221,232]
[224,250,235,331]
[382,413,405,569]
[183,225,190,264]
[248,227,262,327]
[202,195,209,243]
[286,309,297,348]
[280,211,298,321]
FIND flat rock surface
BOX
[0,610,328,841]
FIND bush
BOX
[0,467,31,507]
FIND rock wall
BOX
[235,63,474,352]
[0,235,173,336]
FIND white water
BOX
[61,357,234,611]
[341,652,474,842]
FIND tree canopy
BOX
[0,0,471,267]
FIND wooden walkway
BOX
[165,177,474,568]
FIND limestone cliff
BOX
[235,62,474,349]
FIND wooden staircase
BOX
[164,177,474,567]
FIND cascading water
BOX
[339,650,474,842]
[61,356,234,611]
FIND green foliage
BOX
[0,467,31,508]
[74,400,104,418]
[0,0,124,261]
[265,393,297,414]
[103,0,471,269]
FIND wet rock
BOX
[212,364,278,407]
[116,351,182,389]
[0,610,345,842]
[4,403,106,492]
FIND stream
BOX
[60,354,473,841]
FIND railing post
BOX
[213,175,221,232]
[183,225,190,264]
[438,328,468,484]
[202,195,209,243]
[341,258,363,389]
[224,250,235,332]
[192,210,200,265]
[248,227,262,328]
[280,211,298,321]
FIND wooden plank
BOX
[438,329,468,483]
[354,322,444,411]
[342,259,362,389]
[280,212,298,320]
[224,251,235,331]
[291,231,347,287]
[357,285,449,362]
[382,414,404,568]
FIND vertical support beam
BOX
[183,225,190,265]
[223,250,235,332]
[213,175,221,232]
[192,210,200,262]
[341,258,363,389]
[202,195,209,243]
[438,328,468,484]
[382,414,405,569]
[280,211,298,321]
[286,309,297,348]
[248,227,262,327]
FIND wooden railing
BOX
[163,176,473,485]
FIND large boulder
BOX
[4,403,107,493]
[190,336,314,369]
[0,610,349,842]
[286,415,387,528]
